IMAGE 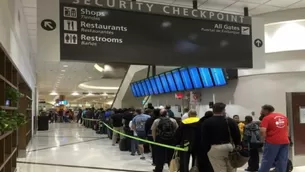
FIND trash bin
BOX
[38,116,49,131]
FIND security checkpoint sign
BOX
[37,0,265,69]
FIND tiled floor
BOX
[17,123,305,172]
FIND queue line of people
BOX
[81,103,291,172]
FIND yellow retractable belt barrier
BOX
[82,118,188,152]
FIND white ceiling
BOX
[20,0,305,103]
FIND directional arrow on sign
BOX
[41,19,56,31]
[254,39,263,48]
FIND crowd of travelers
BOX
[78,103,291,172]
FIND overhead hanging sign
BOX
[62,0,250,24]
[38,0,265,68]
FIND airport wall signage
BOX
[59,0,255,68]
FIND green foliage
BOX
[0,110,26,132]
[5,87,21,104]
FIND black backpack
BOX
[157,117,175,140]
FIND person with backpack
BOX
[243,116,261,172]
[151,109,178,172]
[175,109,200,172]
[132,109,151,160]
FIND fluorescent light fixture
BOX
[79,84,119,90]
[94,64,104,72]
[106,101,113,105]
[61,70,66,72]
[49,91,58,96]
[104,65,113,71]
[63,65,68,67]
[71,92,79,96]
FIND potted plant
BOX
[0,110,27,134]
[5,87,21,106]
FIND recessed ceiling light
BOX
[94,64,104,72]
[71,92,80,96]
[88,77,92,79]
[49,91,58,96]
[63,65,68,68]
[61,70,66,72]
[79,84,119,90]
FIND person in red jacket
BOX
[258,105,289,172]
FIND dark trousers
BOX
[197,153,214,172]
[248,145,260,171]
[180,151,196,172]
[147,136,156,164]
[154,138,174,172]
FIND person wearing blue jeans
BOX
[259,105,290,172]
[131,139,140,155]
[259,143,289,172]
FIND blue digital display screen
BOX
[136,82,145,96]
[133,83,141,97]
[130,83,138,97]
[149,77,159,95]
[145,79,154,95]
[154,76,164,94]
[159,74,171,93]
[141,81,149,96]
[188,67,203,89]
[172,70,185,91]
[179,68,193,90]
[198,67,214,87]
[210,68,227,86]
[165,72,177,92]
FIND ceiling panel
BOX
[23,7,36,16]
[249,4,282,15]
[287,0,305,8]
[25,16,37,24]
[265,0,301,7]
[240,0,270,4]
[139,0,175,5]
[224,1,261,13]
[200,0,237,10]
[174,0,207,7]
[22,0,37,7]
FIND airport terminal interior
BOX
[2,0,305,171]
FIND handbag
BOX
[189,158,199,172]
[169,150,180,172]
[226,118,249,168]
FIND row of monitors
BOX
[130,67,227,97]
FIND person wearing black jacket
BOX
[111,109,124,146]
[145,108,160,165]
[175,109,200,172]
[123,108,135,136]
[201,103,241,172]
[197,111,214,172]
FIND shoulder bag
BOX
[226,118,249,168]
[169,150,180,172]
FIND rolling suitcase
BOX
[119,138,129,151]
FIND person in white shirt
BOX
[181,107,190,120]
[129,119,140,156]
